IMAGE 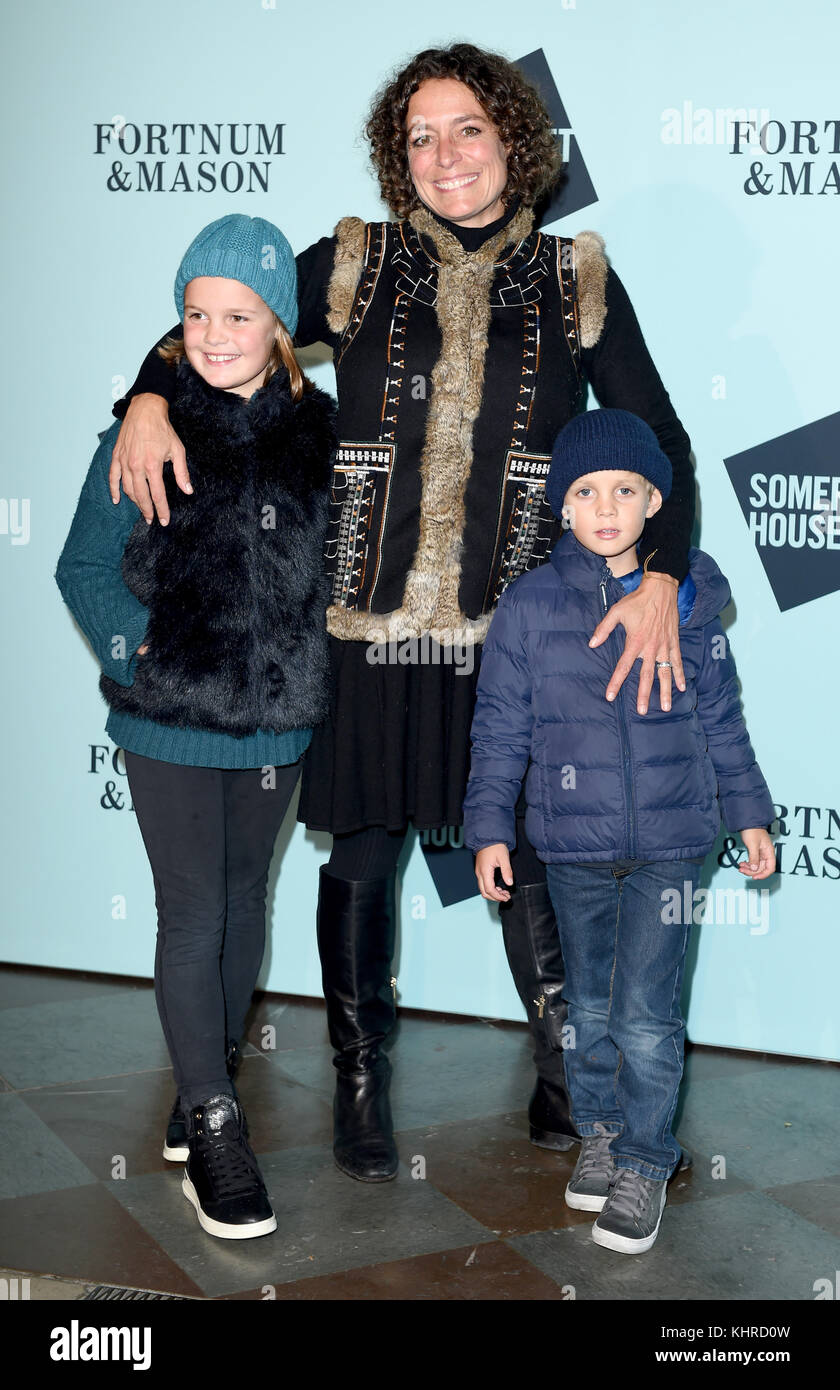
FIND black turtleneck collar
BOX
[419,196,523,253]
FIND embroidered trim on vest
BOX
[556,236,581,374]
[326,202,535,646]
[573,229,609,349]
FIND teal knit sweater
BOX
[56,421,312,769]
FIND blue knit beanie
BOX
[174,214,298,334]
[546,409,672,517]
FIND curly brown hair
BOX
[365,42,560,220]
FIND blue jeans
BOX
[545,859,701,1181]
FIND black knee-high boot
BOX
[316,866,399,1182]
[500,881,580,1151]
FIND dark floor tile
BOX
[0,1095,97,1199]
[242,994,329,1053]
[221,1054,334,1152]
[111,1146,493,1298]
[0,965,149,1012]
[663,1148,755,1207]
[512,1190,840,1301]
[765,1174,840,1240]
[0,1183,204,1297]
[0,993,171,1089]
[673,1066,840,1187]
[21,1069,180,1180]
[221,1241,569,1300]
[275,1016,534,1131]
[395,1112,587,1237]
[21,1056,334,1178]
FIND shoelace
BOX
[195,1120,264,1198]
[604,1168,658,1224]
[576,1128,617,1183]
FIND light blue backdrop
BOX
[2,0,837,1060]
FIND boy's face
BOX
[183,277,277,399]
[561,470,663,575]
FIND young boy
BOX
[463,408,775,1254]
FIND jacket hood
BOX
[549,529,732,627]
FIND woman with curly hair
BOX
[108,42,695,1186]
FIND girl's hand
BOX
[108,394,191,526]
[589,571,684,715]
[737,828,776,881]
[475,844,514,902]
[136,645,149,656]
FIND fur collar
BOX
[170,354,297,444]
[408,202,535,266]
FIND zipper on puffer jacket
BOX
[600,568,637,859]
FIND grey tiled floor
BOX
[0,965,837,1301]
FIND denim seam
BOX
[608,877,623,1099]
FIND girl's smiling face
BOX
[182,277,277,398]
[406,77,509,227]
[562,471,663,576]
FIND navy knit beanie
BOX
[546,409,672,517]
[174,214,298,334]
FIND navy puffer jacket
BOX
[463,530,774,863]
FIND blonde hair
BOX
[158,314,311,401]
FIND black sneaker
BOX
[163,1097,189,1163]
[592,1167,667,1253]
[163,1040,242,1164]
[181,1094,276,1240]
[564,1122,619,1212]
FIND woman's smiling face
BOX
[405,77,509,228]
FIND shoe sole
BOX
[181,1175,277,1240]
[564,1185,609,1212]
[530,1126,579,1152]
[334,1157,398,1183]
[163,1142,189,1163]
[591,1185,667,1254]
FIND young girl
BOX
[56,214,337,1240]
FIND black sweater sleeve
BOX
[294,235,339,350]
[112,326,180,419]
[112,235,341,421]
[580,266,695,581]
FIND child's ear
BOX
[646,487,663,519]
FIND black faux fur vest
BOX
[101,356,337,736]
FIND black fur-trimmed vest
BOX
[322,203,609,644]
[100,356,337,736]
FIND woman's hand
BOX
[108,394,191,526]
[589,571,684,715]
[737,829,776,881]
[475,844,514,902]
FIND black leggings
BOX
[125,752,301,1116]
[327,817,546,884]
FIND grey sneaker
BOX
[564,1122,619,1212]
[592,1167,667,1253]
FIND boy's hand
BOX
[589,572,684,715]
[737,828,776,881]
[475,845,514,902]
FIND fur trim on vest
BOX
[100,357,337,736]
